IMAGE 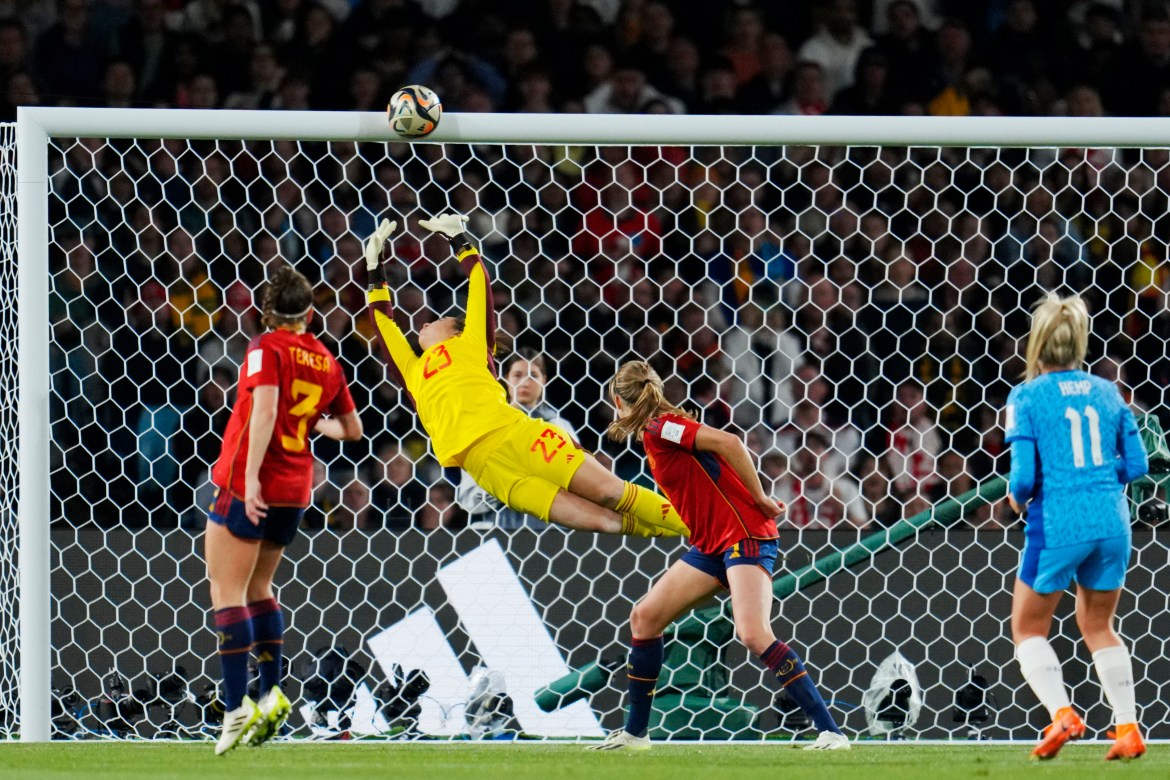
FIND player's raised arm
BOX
[363,218,420,400]
[419,213,496,365]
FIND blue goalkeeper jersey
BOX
[1004,370,1148,548]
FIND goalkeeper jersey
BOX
[368,248,522,466]
[642,413,778,554]
[1004,370,1147,547]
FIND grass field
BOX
[0,742,1163,780]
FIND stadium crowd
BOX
[27,0,1170,531]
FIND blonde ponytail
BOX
[606,361,694,441]
[1024,292,1090,380]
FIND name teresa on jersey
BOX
[1058,380,1092,397]
[289,346,331,372]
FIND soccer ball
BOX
[387,85,442,139]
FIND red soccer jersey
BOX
[642,413,778,554]
[211,329,356,507]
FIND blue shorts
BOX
[681,539,779,589]
[1019,535,1130,594]
[207,492,305,547]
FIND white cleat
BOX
[586,729,651,751]
[215,696,261,756]
[803,730,851,750]
[246,686,292,747]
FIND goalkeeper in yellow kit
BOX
[363,213,686,538]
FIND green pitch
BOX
[0,742,1164,780]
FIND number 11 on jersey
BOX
[1065,404,1103,468]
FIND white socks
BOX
[1015,636,1071,718]
[1093,644,1138,726]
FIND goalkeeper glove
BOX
[418,213,469,238]
[364,218,397,273]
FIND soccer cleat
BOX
[215,696,261,756]
[246,686,292,747]
[1105,723,1145,761]
[1031,706,1085,760]
[803,731,851,750]
[586,729,651,751]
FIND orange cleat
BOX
[1031,707,1086,760]
[1105,723,1145,761]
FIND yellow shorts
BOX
[460,416,587,522]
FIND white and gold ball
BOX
[388,85,442,139]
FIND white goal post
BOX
[10,107,1170,743]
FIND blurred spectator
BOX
[883,381,942,516]
[797,0,872,95]
[829,46,899,114]
[1106,2,1170,116]
[33,0,107,102]
[776,60,828,115]
[926,18,976,115]
[782,432,868,528]
[855,452,900,526]
[419,483,467,531]
[722,303,803,429]
[1,68,37,119]
[370,442,427,530]
[721,5,766,85]
[738,32,792,113]
[116,0,177,103]
[101,60,135,108]
[584,60,682,114]
[0,17,28,83]
[877,0,935,106]
[223,43,284,109]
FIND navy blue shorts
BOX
[681,538,779,589]
[207,491,305,547]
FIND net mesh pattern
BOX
[22,132,1170,740]
[0,123,20,739]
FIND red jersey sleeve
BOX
[242,338,282,389]
[329,372,357,416]
[645,414,699,452]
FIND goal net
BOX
[5,110,1169,742]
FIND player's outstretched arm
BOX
[363,218,419,398]
[419,213,496,361]
[693,425,785,519]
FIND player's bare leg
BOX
[547,488,624,533]
[589,562,719,751]
[566,454,687,536]
[245,541,291,747]
[205,523,263,754]
[726,565,848,749]
[205,522,261,611]
[1011,579,1083,760]
[1075,586,1144,760]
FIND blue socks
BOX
[625,635,664,737]
[214,606,253,711]
[760,639,841,734]
[249,598,284,693]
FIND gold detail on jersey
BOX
[287,346,330,372]
[281,379,324,452]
